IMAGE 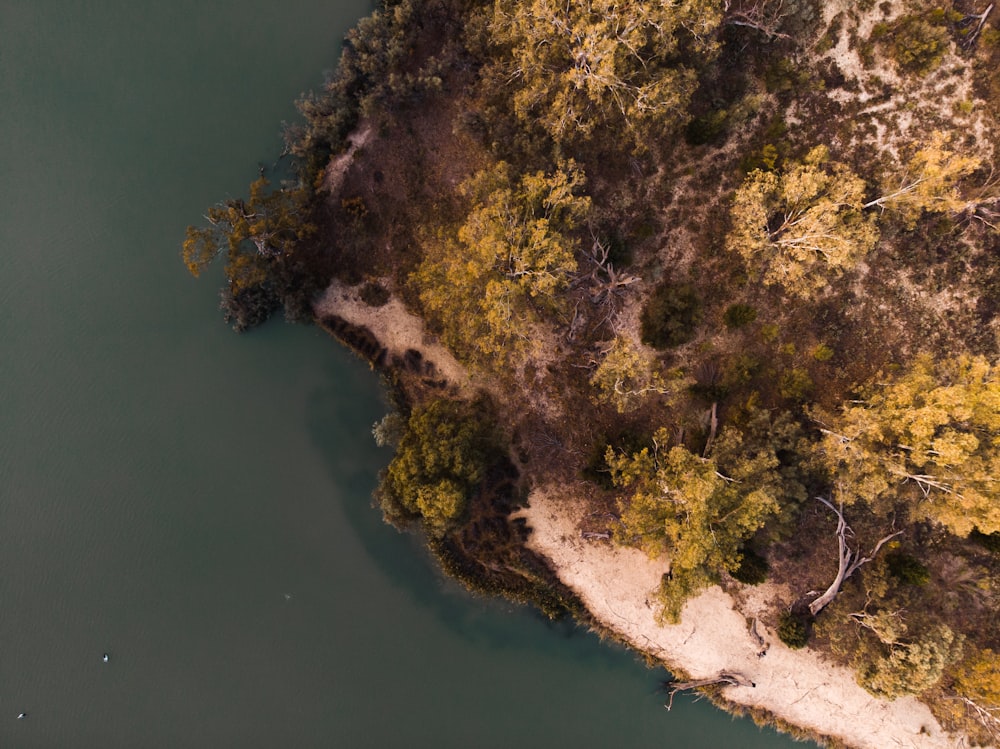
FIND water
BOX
[0,2,814,747]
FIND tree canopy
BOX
[607,424,785,621]
[182,177,314,295]
[489,0,722,143]
[378,399,497,536]
[413,160,590,363]
[726,146,879,296]
[819,354,1000,535]
[865,132,981,228]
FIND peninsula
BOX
[184,0,1000,745]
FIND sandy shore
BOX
[518,487,967,749]
[314,286,974,749]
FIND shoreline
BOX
[313,285,972,749]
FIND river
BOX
[0,2,815,747]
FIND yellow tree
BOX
[589,336,683,413]
[726,146,879,296]
[819,354,1000,535]
[865,132,981,228]
[607,428,781,621]
[182,177,314,295]
[413,160,590,363]
[489,0,722,143]
[951,649,1000,743]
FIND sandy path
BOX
[314,280,471,388]
[518,487,970,749]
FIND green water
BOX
[0,2,816,747]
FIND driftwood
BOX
[663,672,756,710]
[808,497,902,617]
[581,531,612,540]
[749,617,770,657]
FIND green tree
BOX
[182,177,315,294]
[607,427,782,621]
[413,160,590,363]
[819,354,1000,535]
[489,0,722,143]
[378,399,496,537]
[726,146,879,296]
[640,282,702,349]
[859,624,962,699]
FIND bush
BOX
[779,367,814,402]
[887,14,950,75]
[811,343,834,362]
[886,551,930,586]
[778,611,811,648]
[640,282,702,349]
[731,547,769,585]
[723,303,758,329]
[359,280,391,307]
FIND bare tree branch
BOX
[808,497,902,617]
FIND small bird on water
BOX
[17,712,26,720]
[103,653,110,663]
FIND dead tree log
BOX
[749,617,770,657]
[959,3,995,49]
[807,496,902,617]
[663,672,756,710]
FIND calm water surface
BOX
[0,2,816,747]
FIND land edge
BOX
[312,281,976,749]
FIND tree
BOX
[489,0,722,143]
[607,428,782,621]
[818,354,1000,536]
[640,281,702,349]
[413,160,590,363]
[952,649,1000,743]
[378,399,496,537]
[726,146,879,296]
[865,132,981,228]
[589,336,682,413]
[858,624,962,699]
[182,177,315,295]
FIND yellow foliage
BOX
[608,431,781,621]
[589,337,681,413]
[821,354,1000,535]
[871,132,981,228]
[490,0,721,143]
[726,147,878,296]
[413,161,589,364]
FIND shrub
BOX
[887,14,950,75]
[359,280,391,307]
[811,343,834,362]
[886,551,930,586]
[723,303,758,329]
[779,367,814,401]
[640,282,702,349]
[778,610,811,648]
[731,547,770,585]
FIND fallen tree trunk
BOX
[808,497,902,617]
[663,672,755,710]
